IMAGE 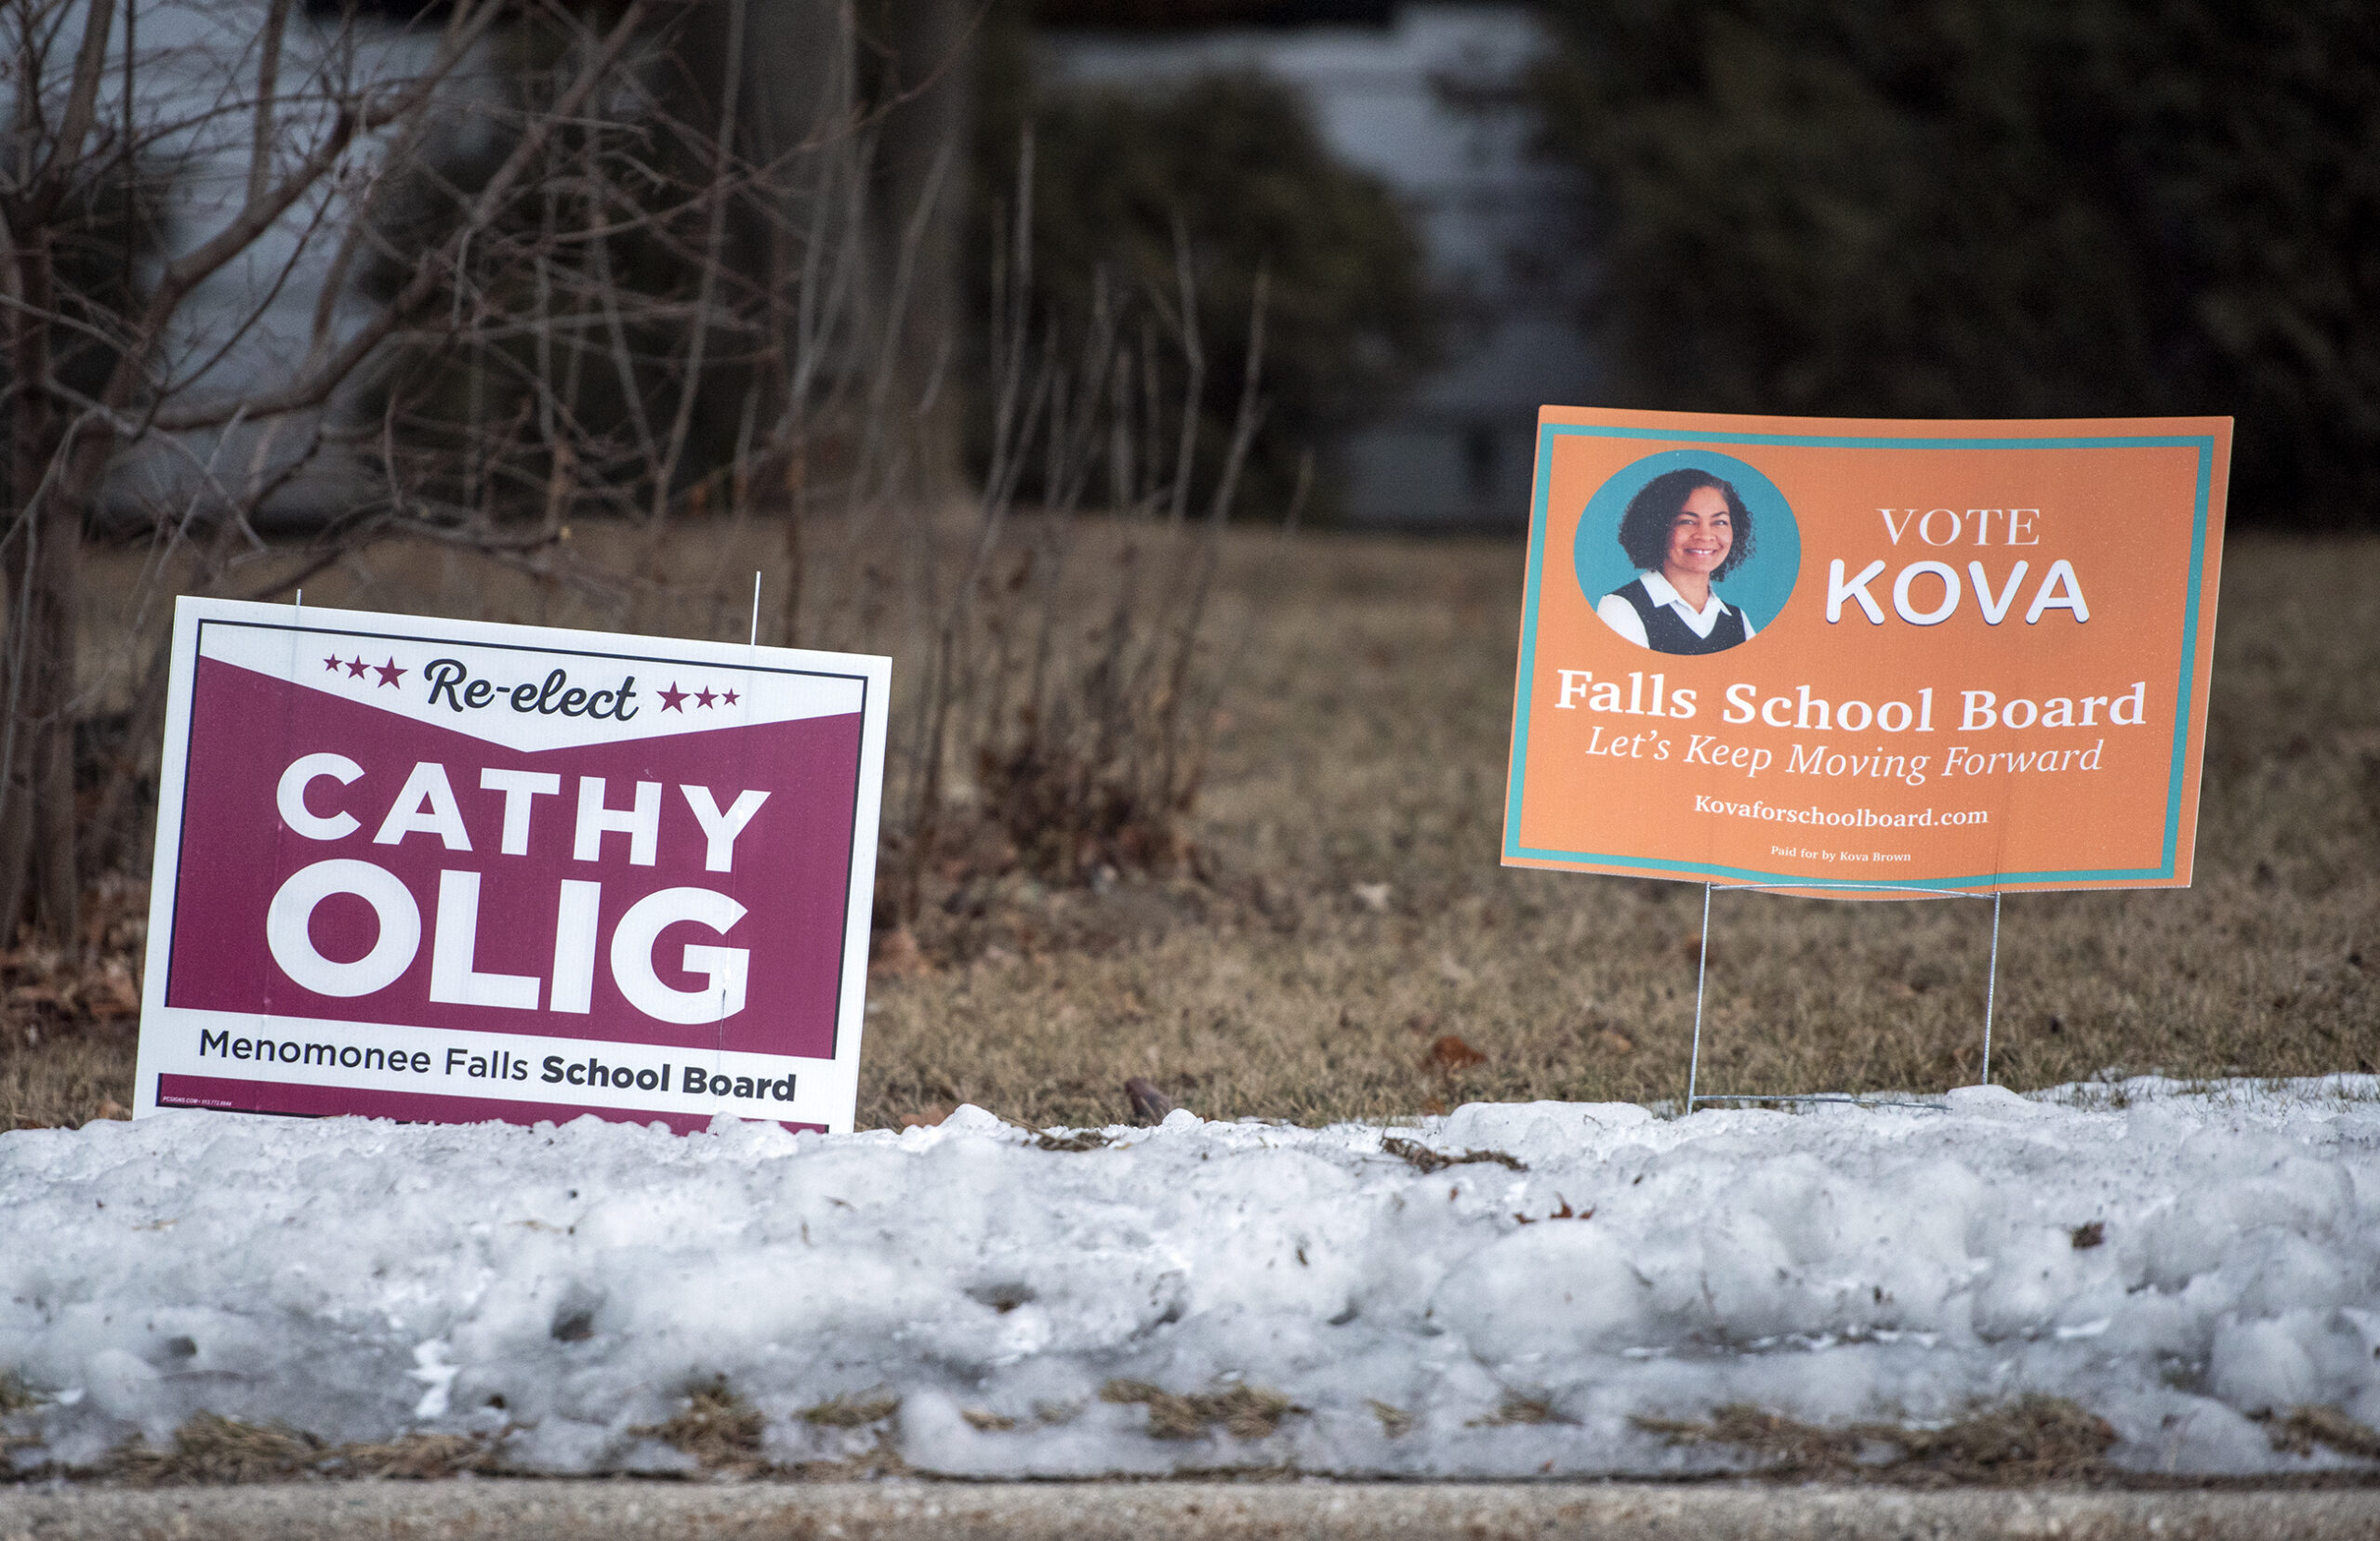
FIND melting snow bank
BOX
[3,1077,2377,1479]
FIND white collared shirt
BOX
[1595,570,1756,650]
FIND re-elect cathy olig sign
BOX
[134,599,888,1132]
[1506,407,2231,896]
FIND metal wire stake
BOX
[749,570,762,649]
[1980,889,2003,1086]
[1686,881,1712,1111]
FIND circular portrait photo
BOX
[1572,451,1801,655]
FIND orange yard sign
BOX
[1504,407,2230,897]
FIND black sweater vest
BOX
[1612,577,1747,655]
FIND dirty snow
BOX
[4,1078,2378,1478]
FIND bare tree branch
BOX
[246,0,294,208]
[154,0,653,432]
[33,0,114,203]
[647,0,745,522]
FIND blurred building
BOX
[1038,2,1595,528]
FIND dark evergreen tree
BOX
[1531,0,2380,523]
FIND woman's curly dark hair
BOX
[1616,468,1754,579]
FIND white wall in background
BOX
[1043,5,1598,528]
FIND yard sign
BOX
[1505,407,2231,897]
[135,598,888,1132]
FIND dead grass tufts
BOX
[104,1412,325,1485]
[2266,1404,2380,1460]
[972,745,1196,890]
[3,1013,137,1135]
[1033,1127,1116,1152]
[69,1413,511,1485]
[1898,1396,2120,1477]
[327,1432,505,1480]
[2,878,146,1028]
[798,1390,902,1429]
[1634,1395,2118,1484]
[961,1409,1019,1432]
[1368,1400,1414,1438]
[1635,1405,1843,1472]
[777,1429,910,1481]
[1380,1136,1526,1175]
[632,1382,765,1467]
[0,1371,37,1414]
[1100,1379,1304,1441]
[1470,1393,1570,1427]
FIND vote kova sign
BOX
[1505,408,2231,896]
[134,599,888,1131]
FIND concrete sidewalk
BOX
[5,1480,2379,1540]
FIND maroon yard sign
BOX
[134,598,889,1133]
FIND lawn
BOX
[5,525,2374,1132]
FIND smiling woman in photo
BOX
[1597,468,1758,654]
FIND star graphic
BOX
[694,686,718,709]
[373,657,406,688]
[721,688,739,706]
[344,656,368,678]
[323,654,342,673]
[658,681,688,712]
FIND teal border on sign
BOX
[1503,423,2220,891]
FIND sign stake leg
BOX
[749,570,762,649]
[1686,881,1711,1112]
[1980,890,2002,1086]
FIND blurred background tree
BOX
[1530,0,2380,524]
[976,13,1441,520]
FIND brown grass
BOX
[1099,1379,1303,1441]
[99,1413,327,1485]
[797,1391,902,1429]
[4,1414,507,1485]
[329,1432,509,1479]
[633,1382,767,1467]
[89,1413,503,1484]
[858,527,2380,1127]
[2265,1405,2380,1460]
[1634,1395,2120,1484]
[5,526,2377,1133]
[1470,1393,1571,1428]
[1379,1136,1526,1174]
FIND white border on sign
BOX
[133,597,890,1134]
